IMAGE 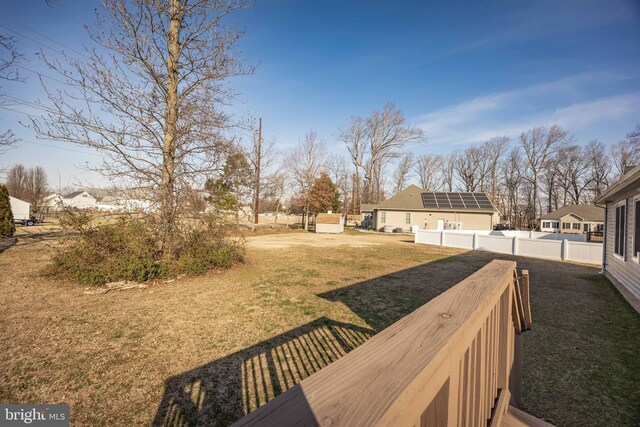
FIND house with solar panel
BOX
[368,185,500,232]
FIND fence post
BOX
[562,239,569,260]
[440,231,445,247]
[529,230,533,239]
[473,233,478,250]
[512,236,519,255]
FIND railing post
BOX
[512,236,519,255]
[562,239,569,260]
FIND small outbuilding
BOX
[315,213,344,234]
[9,196,31,223]
[595,165,640,312]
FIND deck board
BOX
[501,406,555,427]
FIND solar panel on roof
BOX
[420,192,495,210]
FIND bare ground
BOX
[0,226,638,426]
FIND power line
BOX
[0,15,89,59]
[20,140,105,158]
[0,22,82,60]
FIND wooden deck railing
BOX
[233,260,532,427]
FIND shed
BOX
[315,213,344,234]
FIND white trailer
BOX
[9,196,35,226]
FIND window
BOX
[562,222,572,230]
[405,212,411,224]
[572,223,580,230]
[583,223,590,232]
[381,211,386,223]
[634,199,640,260]
[543,222,550,228]
[614,203,626,258]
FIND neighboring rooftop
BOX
[375,185,498,212]
[541,204,604,221]
[63,190,93,199]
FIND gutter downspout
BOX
[596,201,607,275]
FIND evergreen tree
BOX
[0,184,15,238]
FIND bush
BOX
[47,214,244,285]
[0,185,15,238]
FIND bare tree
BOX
[442,152,456,192]
[585,140,610,200]
[0,34,22,152]
[31,0,252,257]
[340,116,368,212]
[502,147,524,228]
[285,131,326,228]
[364,102,424,203]
[520,125,568,226]
[610,125,640,178]
[480,137,509,200]
[453,145,487,192]
[325,153,351,213]
[415,154,444,191]
[392,153,413,194]
[5,164,48,214]
[247,132,279,221]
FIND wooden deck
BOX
[232,260,552,427]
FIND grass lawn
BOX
[1,226,639,426]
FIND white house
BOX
[540,204,604,234]
[62,191,97,209]
[43,193,64,212]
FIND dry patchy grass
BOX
[0,229,638,426]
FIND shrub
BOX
[47,213,244,285]
[0,185,15,238]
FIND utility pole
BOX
[254,117,262,224]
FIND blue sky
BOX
[1,0,639,187]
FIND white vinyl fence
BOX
[415,230,602,265]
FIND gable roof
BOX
[595,165,640,205]
[63,190,94,199]
[374,186,497,213]
[540,204,604,221]
[376,185,425,210]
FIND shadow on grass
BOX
[152,252,492,426]
[152,317,374,427]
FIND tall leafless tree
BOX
[5,164,48,214]
[520,125,568,226]
[585,140,610,200]
[31,0,252,257]
[392,153,413,194]
[339,116,367,213]
[364,102,424,203]
[285,131,326,228]
[610,125,640,178]
[415,154,444,191]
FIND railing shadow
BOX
[152,317,374,427]
[153,251,493,426]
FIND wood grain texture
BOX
[232,260,535,427]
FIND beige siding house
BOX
[540,204,604,234]
[366,185,500,232]
[595,165,640,313]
